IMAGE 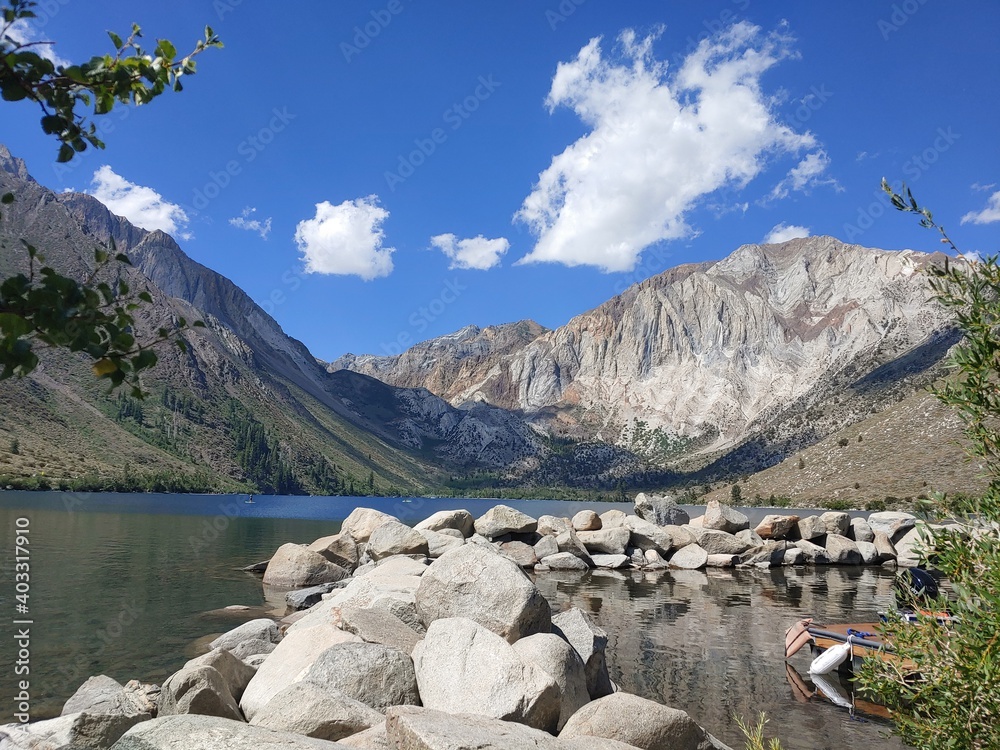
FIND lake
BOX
[0,491,904,749]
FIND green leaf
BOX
[108,31,123,50]
[0,312,33,338]
[1,192,13,204]
[91,358,118,377]
[57,143,74,163]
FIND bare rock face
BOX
[415,543,551,643]
[112,715,350,749]
[511,633,591,732]
[157,665,243,722]
[184,648,257,702]
[62,675,150,718]
[559,692,717,750]
[248,682,383,741]
[240,620,359,721]
[210,619,281,653]
[572,510,602,531]
[669,544,708,570]
[867,511,918,542]
[849,517,875,543]
[599,510,627,528]
[702,501,749,534]
[307,532,359,570]
[474,505,538,538]
[689,529,750,556]
[368,520,429,561]
[754,514,800,540]
[417,528,465,558]
[301,643,419,712]
[262,544,351,588]
[818,512,851,537]
[551,608,613,700]
[412,618,561,732]
[384,706,641,750]
[415,509,474,537]
[634,494,690,526]
[623,516,674,554]
[578,528,631,555]
[341,508,398,543]
[825,534,863,565]
[500,540,539,568]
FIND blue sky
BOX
[3,1,999,360]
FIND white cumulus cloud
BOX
[88,165,191,239]
[767,150,837,201]
[295,196,394,280]
[514,23,817,273]
[430,233,509,270]
[961,191,1000,225]
[4,18,71,67]
[763,223,810,244]
[229,207,272,239]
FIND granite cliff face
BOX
[330,237,957,463]
[0,146,544,489]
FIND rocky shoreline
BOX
[0,497,929,750]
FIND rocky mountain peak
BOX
[0,144,35,183]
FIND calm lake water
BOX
[0,491,904,749]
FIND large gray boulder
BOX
[368,520,429,561]
[302,642,419,712]
[668,544,707,570]
[855,540,879,565]
[702,501,749,534]
[599,510,627,528]
[417,528,465,558]
[551,608,613,699]
[384,706,640,750]
[286,583,343,611]
[795,515,826,541]
[825,534,863,565]
[873,531,898,561]
[542,552,590,571]
[534,534,560,560]
[634,494,689,526]
[157,665,243,721]
[338,724,390,749]
[572,510,602,531]
[867,511,917,542]
[111,715,347,749]
[62,675,149,718]
[559,692,718,750]
[337,605,423,655]
[231,638,277,663]
[555,528,592,561]
[739,541,789,568]
[794,539,830,564]
[248,682,383,741]
[263,544,351,588]
[475,505,538,538]
[240,620,359,721]
[184,648,257,702]
[210,619,281,653]
[412,618,561,732]
[537,515,573,536]
[415,509,474,537]
[753,514,800,540]
[578,528,631,555]
[513,633,591,731]
[500,540,539,568]
[818,512,851,537]
[2,711,148,750]
[623,516,674,554]
[591,554,630,569]
[415,543,551,643]
[307,532,359,570]
[849,517,875,543]
[341,508,397,543]
[689,529,749,556]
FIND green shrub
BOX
[864,498,886,512]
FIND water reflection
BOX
[0,493,905,748]
[538,568,904,750]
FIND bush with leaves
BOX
[0,0,219,393]
[854,181,1000,750]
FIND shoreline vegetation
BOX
[2,498,919,749]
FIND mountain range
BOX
[0,145,982,503]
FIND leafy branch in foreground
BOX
[1,0,221,161]
[0,192,203,396]
[735,713,784,750]
[854,181,1000,750]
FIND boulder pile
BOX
[1,499,933,749]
